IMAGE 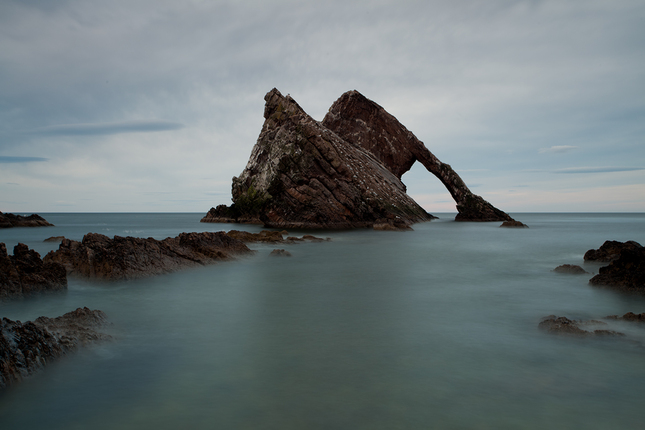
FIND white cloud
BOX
[539,145,578,154]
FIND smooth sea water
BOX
[1,212,645,429]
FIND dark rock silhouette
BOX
[0,212,53,228]
[205,89,433,229]
[1,243,67,300]
[589,246,645,293]
[322,90,513,222]
[584,240,642,263]
[606,312,645,322]
[44,232,252,281]
[500,220,528,228]
[203,89,515,229]
[1,307,110,389]
[553,264,588,274]
[269,249,292,257]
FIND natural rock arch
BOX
[322,90,512,221]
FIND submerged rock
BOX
[44,232,252,281]
[1,243,67,300]
[0,212,53,228]
[606,312,645,322]
[269,249,292,257]
[203,88,515,229]
[500,220,528,228]
[0,307,110,389]
[538,315,625,337]
[553,264,588,274]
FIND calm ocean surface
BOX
[1,212,645,429]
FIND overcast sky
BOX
[1,0,644,213]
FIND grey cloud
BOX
[553,167,644,174]
[539,146,578,154]
[0,156,49,163]
[30,120,185,136]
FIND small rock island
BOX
[0,211,53,228]
[202,89,515,229]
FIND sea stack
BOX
[202,88,514,228]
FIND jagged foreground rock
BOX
[202,89,512,228]
[1,243,67,300]
[1,307,110,389]
[44,232,252,281]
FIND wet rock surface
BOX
[1,307,110,389]
[606,312,645,322]
[0,212,53,228]
[500,220,528,228]
[1,243,67,300]
[203,88,515,229]
[584,240,643,263]
[269,249,292,257]
[538,315,625,337]
[553,264,588,274]
[589,246,645,293]
[44,232,252,281]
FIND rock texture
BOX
[203,89,516,229]
[0,212,53,228]
[1,307,110,389]
[44,232,252,281]
[322,90,513,222]
[205,89,434,229]
[538,315,624,337]
[606,312,645,322]
[500,220,528,228]
[584,240,643,263]
[589,246,645,293]
[553,264,588,274]
[1,243,67,300]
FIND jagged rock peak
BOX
[323,90,513,222]
[207,88,433,229]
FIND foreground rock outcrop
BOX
[589,245,645,293]
[1,243,67,300]
[1,307,109,389]
[0,212,53,228]
[44,232,252,281]
[584,240,643,263]
[203,89,514,229]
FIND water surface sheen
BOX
[1,213,645,429]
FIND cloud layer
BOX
[1,0,644,212]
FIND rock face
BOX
[589,246,645,293]
[584,240,643,262]
[1,243,67,300]
[203,89,515,229]
[0,212,53,228]
[322,90,513,222]
[1,307,110,389]
[44,232,252,281]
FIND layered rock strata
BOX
[203,89,514,228]
[206,89,434,229]
[44,232,251,281]
[1,307,110,389]
[322,91,513,222]
[0,212,53,228]
[1,243,67,300]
